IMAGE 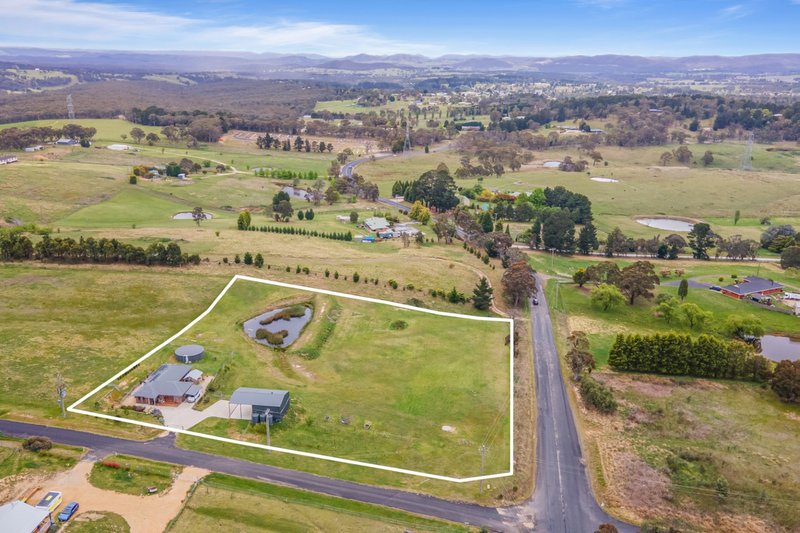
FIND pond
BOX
[243,305,313,348]
[173,212,213,220]
[636,217,695,232]
[760,335,800,362]
[543,161,561,168]
[590,177,619,183]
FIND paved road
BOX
[0,420,508,530]
[529,275,636,532]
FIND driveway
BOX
[159,400,251,430]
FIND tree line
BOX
[0,124,97,149]
[0,232,199,266]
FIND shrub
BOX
[325,269,330,278]
[389,320,408,330]
[388,279,398,289]
[255,328,289,345]
[243,252,253,265]
[254,253,264,268]
[352,272,360,283]
[334,271,339,279]
[129,175,137,185]
[22,436,52,452]
[579,377,617,413]
[234,254,241,264]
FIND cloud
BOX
[719,4,749,18]
[0,0,439,56]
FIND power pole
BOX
[56,373,67,418]
[479,444,487,494]
[265,410,272,451]
[741,131,753,171]
[402,120,412,156]
[66,95,75,120]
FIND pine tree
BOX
[678,278,689,301]
[577,221,599,255]
[472,278,494,310]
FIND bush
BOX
[388,279,398,289]
[579,377,617,413]
[22,436,52,452]
[255,328,289,345]
[389,320,408,330]
[129,175,137,185]
[352,272,360,283]
[243,252,253,265]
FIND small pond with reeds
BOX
[243,305,313,348]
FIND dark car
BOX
[532,297,539,306]
[709,286,722,291]
[58,501,79,522]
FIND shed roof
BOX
[230,387,289,409]
[722,276,783,296]
[0,501,50,532]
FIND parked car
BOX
[58,501,79,522]
[709,286,722,291]
[532,297,539,306]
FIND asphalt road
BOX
[0,420,509,530]
[529,275,636,532]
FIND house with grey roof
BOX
[364,216,390,232]
[720,276,783,300]
[133,364,202,405]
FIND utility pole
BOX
[56,373,67,418]
[265,410,272,451]
[479,444,487,494]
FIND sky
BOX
[1,0,799,57]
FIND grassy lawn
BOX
[167,473,473,533]
[0,118,162,143]
[64,511,130,533]
[88,454,180,495]
[0,437,82,480]
[94,278,511,480]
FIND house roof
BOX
[148,364,191,383]
[184,369,203,382]
[0,501,50,531]
[722,276,783,296]
[364,217,390,231]
[230,387,289,409]
[135,380,194,400]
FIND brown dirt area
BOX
[24,460,208,533]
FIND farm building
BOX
[0,500,53,533]
[720,276,784,300]
[0,155,18,165]
[24,145,43,152]
[175,344,204,363]
[133,364,202,405]
[229,387,290,424]
[364,217,390,232]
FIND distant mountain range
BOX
[2,47,800,78]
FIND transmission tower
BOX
[402,120,412,155]
[66,94,75,120]
[741,131,753,171]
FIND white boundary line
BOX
[68,274,514,483]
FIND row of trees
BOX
[0,232,199,266]
[241,224,354,242]
[0,124,97,149]
[608,333,764,380]
[255,133,334,153]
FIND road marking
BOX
[68,274,514,483]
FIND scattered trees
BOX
[618,261,660,305]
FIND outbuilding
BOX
[229,387,290,424]
[175,344,204,363]
[0,500,53,533]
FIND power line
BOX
[66,94,75,120]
